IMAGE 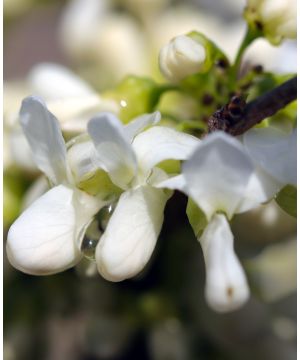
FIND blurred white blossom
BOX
[244,0,296,44]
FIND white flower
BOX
[244,0,296,44]
[157,132,269,311]
[159,35,206,83]
[60,0,148,81]
[87,112,200,281]
[6,96,104,275]
[159,128,296,311]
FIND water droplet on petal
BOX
[98,203,116,231]
[120,100,127,108]
[81,237,99,261]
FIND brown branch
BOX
[208,76,297,136]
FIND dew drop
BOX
[120,100,127,108]
[98,203,116,231]
[81,237,99,261]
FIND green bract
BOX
[188,31,229,74]
[276,185,297,218]
[186,198,208,238]
[103,76,162,123]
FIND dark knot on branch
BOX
[208,76,297,136]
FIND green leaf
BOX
[275,185,297,218]
[186,198,207,237]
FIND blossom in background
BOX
[4,63,119,170]
[59,0,245,84]
[158,130,296,312]
[244,0,296,45]
[87,112,200,281]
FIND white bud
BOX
[198,214,250,312]
[159,35,206,83]
[245,0,296,44]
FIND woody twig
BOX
[208,76,297,136]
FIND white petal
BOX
[199,214,249,312]
[19,96,68,185]
[124,111,161,143]
[155,174,187,191]
[243,127,296,186]
[87,112,137,189]
[6,185,81,275]
[132,126,200,175]
[28,63,94,99]
[95,186,170,281]
[237,168,282,213]
[67,139,98,181]
[182,132,254,220]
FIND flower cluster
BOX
[5,0,297,315]
[6,93,296,313]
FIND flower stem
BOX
[231,26,261,80]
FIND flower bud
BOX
[198,214,250,312]
[244,0,296,45]
[159,35,206,83]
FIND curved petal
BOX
[132,126,200,175]
[67,139,98,181]
[6,185,82,275]
[28,63,94,99]
[88,112,137,189]
[199,214,249,312]
[19,96,68,185]
[95,186,170,281]
[124,111,161,143]
[236,168,282,213]
[182,132,254,220]
[243,127,296,186]
[154,174,187,191]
